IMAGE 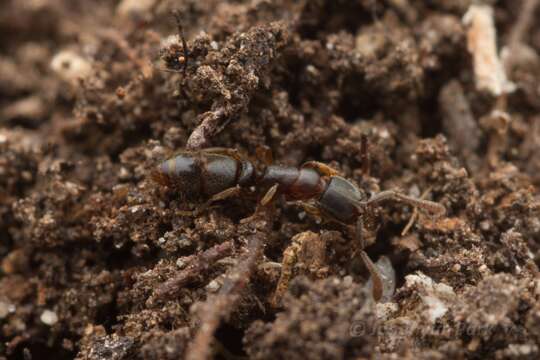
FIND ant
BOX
[151,137,445,302]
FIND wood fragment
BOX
[438,80,481,170]
[271,231,327,308]
[154,241,233,298]
[463,5,515,96]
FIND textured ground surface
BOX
[1,1,540,359]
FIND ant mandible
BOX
[151,137,445,301]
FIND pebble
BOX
[40,310,59,325]
[176,258,187,268]
[50,50,92,82]
[117,0,156,17]
[206,280,221,292]
[0,301,15,318]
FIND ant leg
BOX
[365,190,446,216]
[177,186,241,217]
[360,134,371,177]
[356,215,383,302]
[301,161,341,177]
[260,184,279,207]
[208,186,242,203]
[401,187,432,236]
[239,184,278,224]
[298,202,321,219]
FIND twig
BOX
[154,241,233,298]
[438,80,481,171]
[463,4,515,96]
[185,223,267,360]
[479,109,511,168]
[184,22,289,150]
[270,231,326,308]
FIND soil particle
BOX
[2,1,540,359]
[244,276,376,360]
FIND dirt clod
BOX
[2,1,540,359]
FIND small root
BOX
[185,216,268,360]
[154,241,233,299]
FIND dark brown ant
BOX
[151,138,445,301]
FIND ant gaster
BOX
[152,137,445,301]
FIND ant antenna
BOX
[171,9,189,76]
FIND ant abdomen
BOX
[152,151,255,198]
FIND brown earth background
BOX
[2,0,540,359]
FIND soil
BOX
[2,1,540,359]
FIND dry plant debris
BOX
[1,1,540,359]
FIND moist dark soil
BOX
[2,1,540,359]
